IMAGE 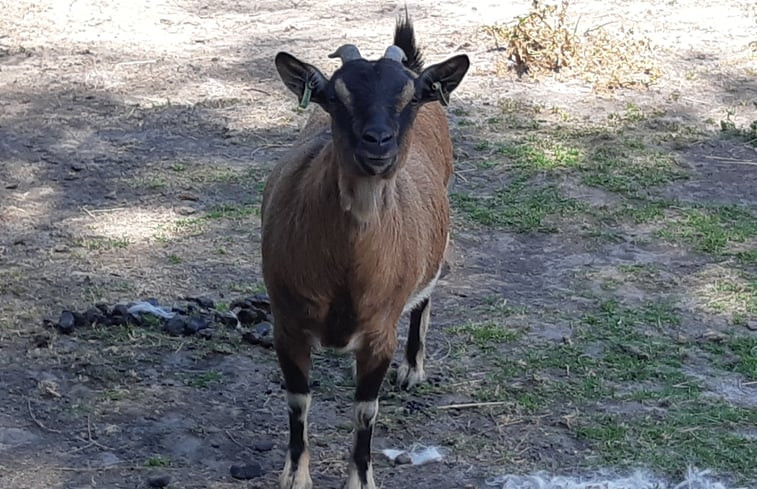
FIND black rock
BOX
[248,294,271,309]
[42,319,55,329]
[147,475,171,488]
[242,322,274,349]
[95,302,110,315]
[215,311,239,328]
[185,296,215,310]
[230,462,263,480]
[111,304,129,317]
[171,305,188,315]
[185,316,211,335]
[127,312,144,326]
[56,311,75,334]
[163,317,186,336]
[197,328,215,340]
[229,298,251,310]
[236,308,258,326]
[252,440,274,452]
[72,311,87,327]
[84,307,106,326]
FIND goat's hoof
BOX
[279,469,312,489]
[395,362,426,391]
[343,471,377,489]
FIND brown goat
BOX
[261,15,469,489]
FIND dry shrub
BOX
[484,0,661,90]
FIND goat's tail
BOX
[394,8,424,73]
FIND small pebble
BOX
[252,440,274,452]
[254,321,272,337]
[147,475,171,488]
[56,311,75,334]
[395,452,412,465]
[230,462,263,480]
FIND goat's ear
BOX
[275,52,329,109]
[415,54,470,106]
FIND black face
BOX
[274,50,470,178]
[325,59,417,177]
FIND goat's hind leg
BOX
[276,333,313,489]
[396,298,430,390]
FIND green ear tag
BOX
[432,81,449,106]
[299,80,314,109]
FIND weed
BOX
[451,179,582,232]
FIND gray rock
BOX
[230,462,263,480]
[252,440,274,452]
[147,475,171,488]
[0,427,38,449]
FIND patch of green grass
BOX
[720,114,757,147]
[658,204,757,260]
[181,370,223,389]
[451,179,583,232]
[581,149,685,193]
[700,334,757,380]
[496,138,582,172]
[578,400,757,482]
[205,203,259,220]
[449,320,521,349]
[167,254,182,264]
[145,455,171,467]
[73,236,131,251]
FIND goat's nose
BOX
[361,127,394,147]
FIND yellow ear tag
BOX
[299,80,315,109]
[432,81,449,106]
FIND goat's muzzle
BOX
[354,153,397,178]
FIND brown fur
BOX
[261,102,452,370]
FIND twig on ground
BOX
[437,401,510,410]
[27,398,62,434]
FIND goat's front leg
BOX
[276,335,313,489]
[344,344,393,489]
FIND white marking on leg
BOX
[345,400,379,489]
[279,393,313,489]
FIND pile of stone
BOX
[44,294,275,347]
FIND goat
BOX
[261,14,469,489]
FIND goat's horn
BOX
[328,44,362,64]
[383,45,407,63]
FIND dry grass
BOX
[484,0,661,90]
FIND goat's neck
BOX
[336,168,394,225]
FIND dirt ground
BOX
[1,1,756,488]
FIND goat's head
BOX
[275,45,469,178]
